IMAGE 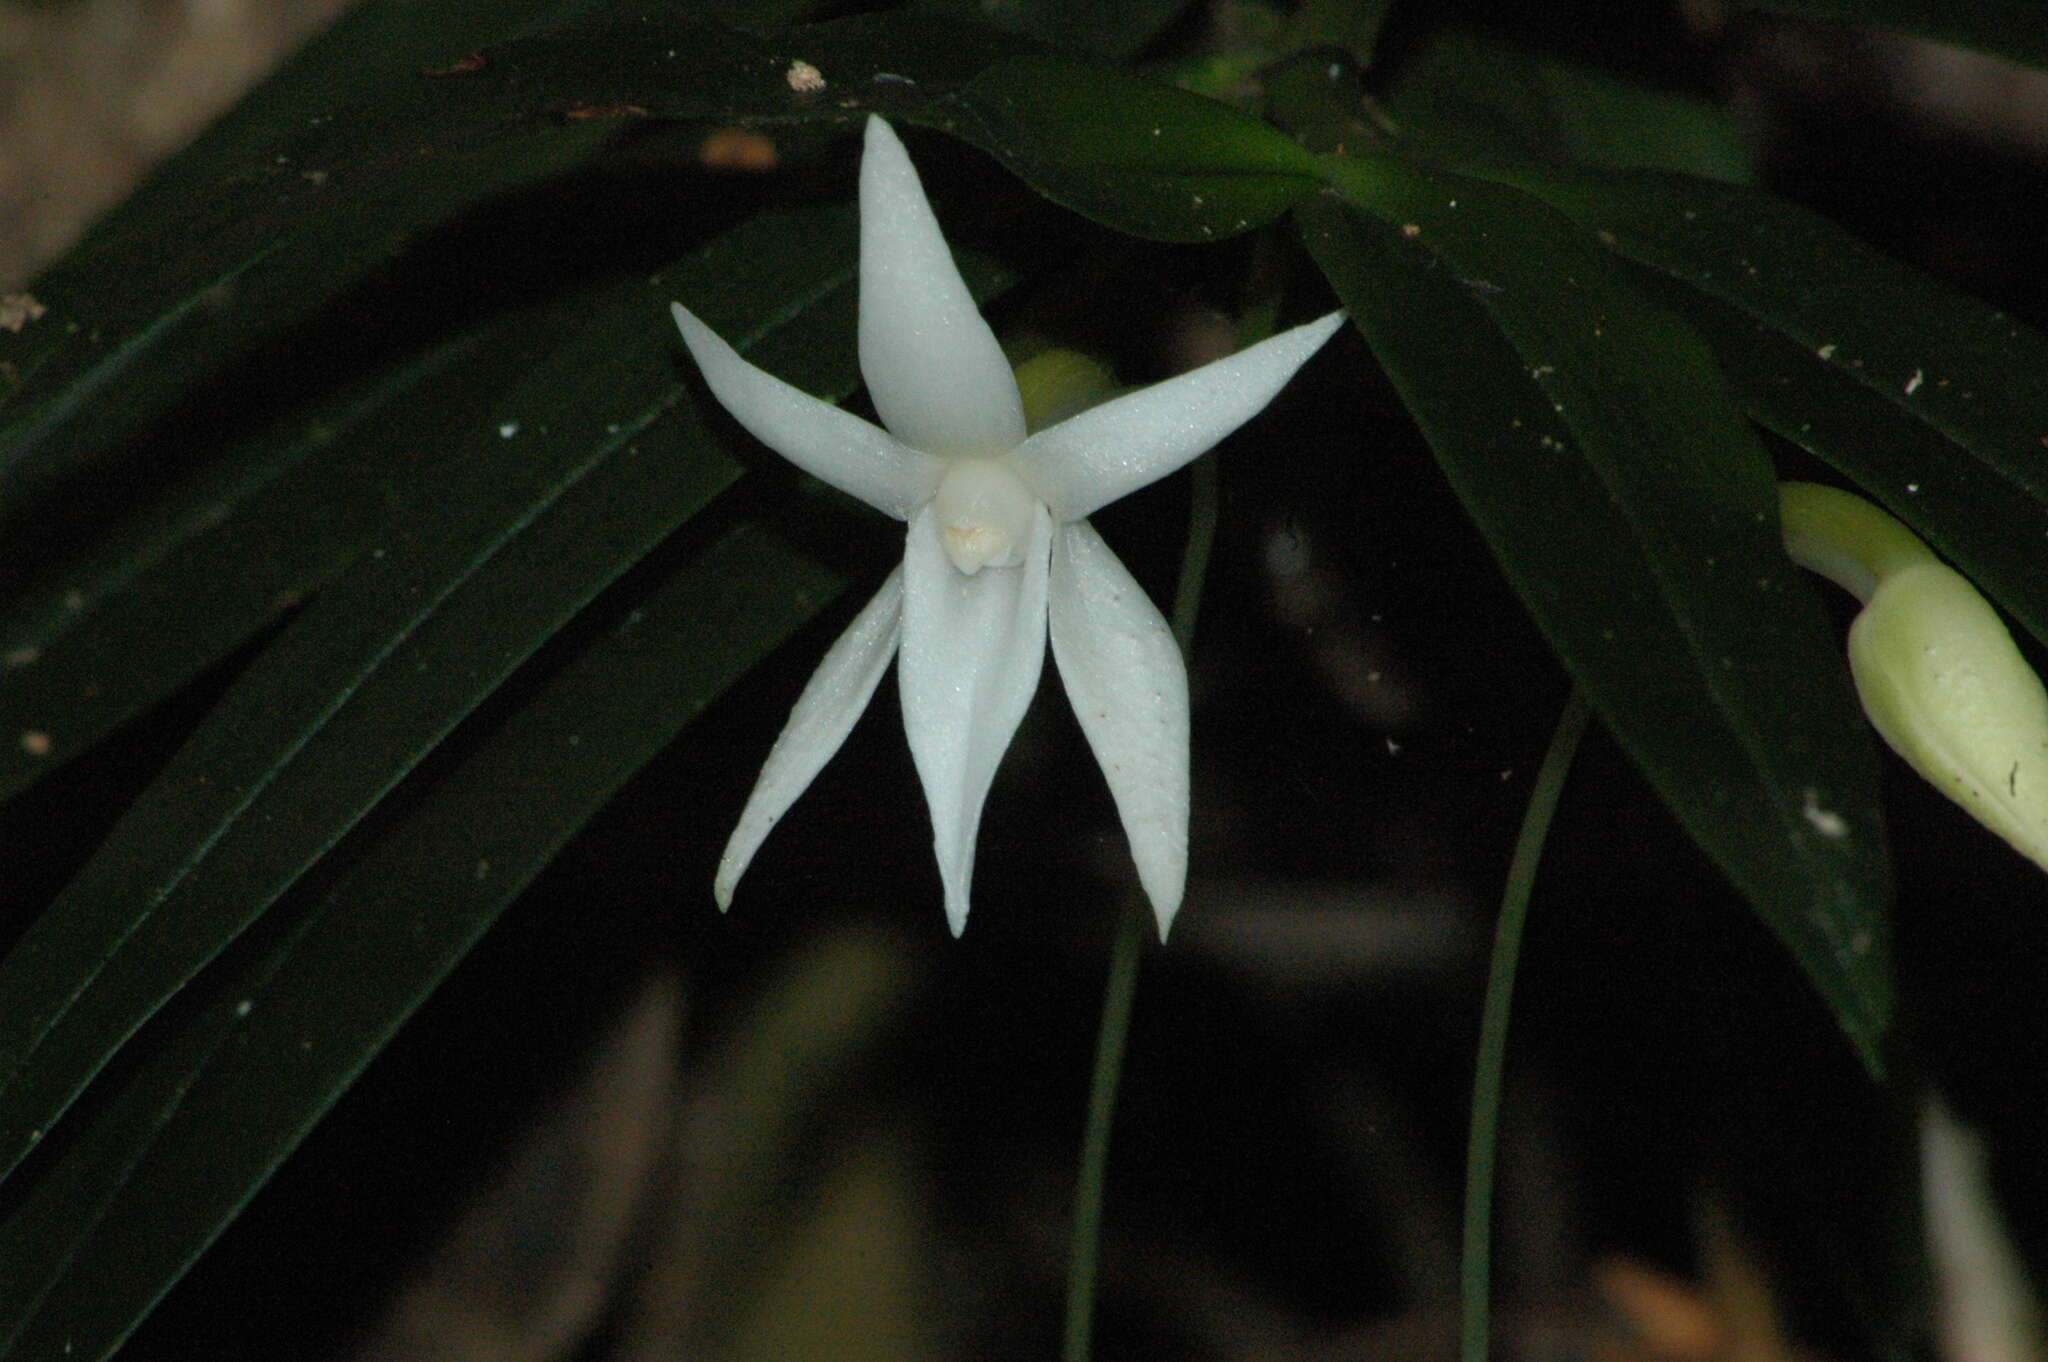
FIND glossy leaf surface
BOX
[1304,161,1894,1068]
[1734,0,2048,71]
[1497,166,2048,648]
[0,522,842,1362]
[0,205,865,1197]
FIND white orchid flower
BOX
[672,115,1343,937]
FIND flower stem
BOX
[1062,897,1144,1362]
[1778,481,1936,605]
[1171,455,1222,654]
[1063,449,1221,1362]
[1461,687,1591,1362]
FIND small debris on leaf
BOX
[786,59,826,93]
[564,103,649,121]
[700,128,779,171]
[424,51,487,76]
[1802,788,1848,838]
[0,293,48,333]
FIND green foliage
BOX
[4,0,2048,1353]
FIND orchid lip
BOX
[932,457,1039,576]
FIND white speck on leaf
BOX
[1905,369,1924,395]
[0,293,47,332]
[1802,788,1848,838]
[498,421,519,438]
[786,59,825,93]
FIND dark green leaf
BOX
[1383,26,1754,181]
[0,333,478,799]
[910,0,1192,60]
[940,56,1322,241]
[1493,166,2048,642]
[0,205,867,1189]
[1678,289,2048,649]
[437,15,1322,241]
[0,7,1301,555]
[0,118,615,526]
[1304,162,1893,1068]
[0,521,844,1362]
[1733,0,2048,72]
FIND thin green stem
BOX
[1062,448,1220,1362]
[1170,454,1221,654]
[1461,688,1592,1362]
[1061,898,1144,1362]
[1777,480,1936,605]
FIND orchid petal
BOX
[1048,521,1190,936]
[858,116,1026,458]
[899,501,1053,934]
[672,302,942,520]
[1013,311,1346,521]
[714,570,905,908]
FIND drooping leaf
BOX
[0,7,1310,573]
[1732,0,2048,73]
[0,331,479,798]
[1676,288,2048,650]
[0,520,845,1362]
[937,56,1323,241]
[909,0,1193,60]
[0,205,872,1189]
[1304,159,1893,1069]
[427,15,1325,241]
[1383,25,1754,182]
[0,119,615,523]
[1491,165,2048,645]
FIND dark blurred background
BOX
[7,1,2048,1359]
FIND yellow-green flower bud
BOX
[1012,348,1117,434]
[1782,481,2048,873]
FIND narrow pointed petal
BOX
[1048,521,1190,937]
[673,302,942,519]
[1013,311,1346,522]
[899,501,1052,933]
[715,570,905,908]
[858,116,1026,458]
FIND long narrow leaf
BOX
[1491,167,2048,637]
[1678,289,2048,648]
[0,206,872,1188]
[0,332,480,799]
[1734,0,2048,72]
[0,521,844,1362]
[1304,160,1893,1067]
[1500,169,2048,505]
